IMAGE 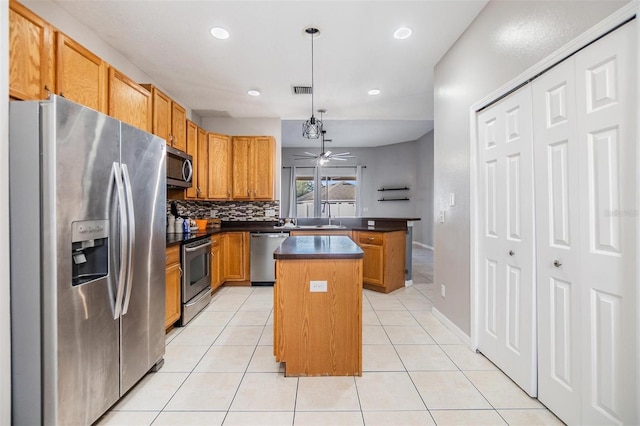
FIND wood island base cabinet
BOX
[274,258,362,376]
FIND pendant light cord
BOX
[311,30,315,118]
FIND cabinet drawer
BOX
[166,245,180,266]
[358,232,383,246]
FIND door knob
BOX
[553,260,562,267]
[508,250,515,256]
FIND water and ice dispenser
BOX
[71,220,109,286]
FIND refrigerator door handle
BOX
[121,164,136,315]
[111,162,128,320]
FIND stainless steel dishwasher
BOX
[250,232,289,284]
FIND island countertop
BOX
[273,236,364,260]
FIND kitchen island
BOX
[273,236,364,376]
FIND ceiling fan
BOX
[294,110,355,165]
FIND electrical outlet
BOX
[440,284,446,298]
[310,280,328,292]
[368,220,375,226]
[265,209,276,217]
[210,209,217,217]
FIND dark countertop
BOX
[273,236,364,260]
[165,217,419,247]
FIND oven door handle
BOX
[184,288,212,308]
[184,240,212,252]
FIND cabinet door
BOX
[144,85,172,145]
[208,133,232,200]
[185,120,198,198]
[231,136,252,200]
[224,232,246,280]
[9,0,55,100]
[56,32,107,113]
[210,237,222,290]
[251,136,275,200]
[361,243,384,286]
[108,67,151,132]
[171,102,187,151]
[197,128,208,199]
[165,262,181,329]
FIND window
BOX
[293,167,359,218]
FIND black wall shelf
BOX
[377,187,409,191]
[378,197,410,202]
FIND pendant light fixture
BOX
[295,110,355,165]
[302,27,322,139]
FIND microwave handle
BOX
[182,159,193,183]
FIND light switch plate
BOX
[450,192,455,206]
[310,280,328,292]
[439,211,445,223]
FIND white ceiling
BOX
[52,0,487,147]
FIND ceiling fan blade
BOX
[330,156,347,161]
[333,151,351,156]
[324,139,332,143]
[324,150,332,156]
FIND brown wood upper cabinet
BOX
[208,133,233,200]
[9,0,55,100]
[231,136,275,200]
[142,84,186,150]
[108,68,152,132]
[56,32,108,113]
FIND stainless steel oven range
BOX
[181,237,212,325]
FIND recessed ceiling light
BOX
[393,27,412,40]
[247,89,260,96]
[210,27,229,40]
[368,89,381,96]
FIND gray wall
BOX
[416,131,434,247]
[282,133,434,245]
[433,0,629,336]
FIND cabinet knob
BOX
[553,260,562,268]
[247,190,251,196]
[44,85,51,94]
[509,250,515,256]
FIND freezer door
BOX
[119,123,167,393]
[51,96,122,425]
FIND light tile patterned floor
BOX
[97,245,562,426]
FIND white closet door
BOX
[575,20,637,425]
[477,86,537,396]
[534,20,637,425]
[532,56,582,426]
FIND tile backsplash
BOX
[167,200,280,221]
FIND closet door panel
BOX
[477,86,537,396]
[575,20,636,426]
[533,57,582,426]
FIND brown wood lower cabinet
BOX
[210,235,223,290]
[356,230,406,293]
[222,232,250,283]
[165,245,181,329]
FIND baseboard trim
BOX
[432,307,472,347]
[412,242,434,250]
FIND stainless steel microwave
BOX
[166,145,193,188]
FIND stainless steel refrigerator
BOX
[9,96,167,425]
